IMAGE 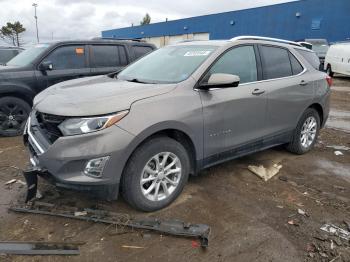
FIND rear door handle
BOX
[252,89,265,95]
[300,80,308,86]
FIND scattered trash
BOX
[4,179,29,187]
[288,219,299,226]
[9,203,211,247]
[297,209,308,216]
[276,205,284,209]
[4,179,17,185]
[320,224,350,241]
[326,145,350,151]
[248,163,283,181]
[334,151,344,156]
[16,180,26,186]
[0,241,84,255]
[279,176,288,182]
[121,245,145,249]
[74,211,88,217]
[191,240,200,248]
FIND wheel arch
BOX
[120,123,201,182]
[0,84,36,106]
[308,103,324,126]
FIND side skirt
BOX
[197,130,293,171]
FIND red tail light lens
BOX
[326,76,333,87]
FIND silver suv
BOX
[24,36,331,211]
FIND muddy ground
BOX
[0,77,349,262]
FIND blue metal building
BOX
[102,0,350,45]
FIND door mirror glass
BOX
[200,73,240,89]
[39,61,53,71]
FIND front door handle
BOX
[252,89,265,95]
[300,80,308,86]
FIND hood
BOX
[34,75,177,116]
[0,65,25,72]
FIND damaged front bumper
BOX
[23,111,135,201]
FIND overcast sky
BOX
[0,0,296,46]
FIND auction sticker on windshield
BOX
[184,50,212,56]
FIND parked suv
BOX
[0,46,23,65]
[0,39,156,136]
[24,36,331,211]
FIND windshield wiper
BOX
[126,78,148,84]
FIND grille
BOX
[36,112,66,143]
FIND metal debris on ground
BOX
[248,163,282,181]
[0,241,84,255]
[9,203,211,247]
[320,224,350,241]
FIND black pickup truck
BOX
[0,39,156,136]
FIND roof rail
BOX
[230,36,302,47]
[91,37,145,42]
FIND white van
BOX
[324,43,350,76]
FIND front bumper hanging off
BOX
[22,168,44,203]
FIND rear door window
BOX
[207,45,258,84]
[43,45,86,70]
[91,45,123,68]
[296,49,320,70]
[260,45,292,79]
[133,46,153,60]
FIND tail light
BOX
[326,75,333,87]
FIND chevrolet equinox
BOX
[24,36,331,211]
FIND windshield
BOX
[118,45,218,84]
[7,44,50,66]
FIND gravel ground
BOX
[0,76,349,262]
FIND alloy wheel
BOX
[140,152,182,201]
[300,116,317,148]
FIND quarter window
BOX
[43,45,86,70]
[133,46,153,60]
[289,53,304,75]
[260,46,292,79]
[296,49,320,70]
[207,46,258,84]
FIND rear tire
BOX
[121,136,190,212]
[326,65,334,77]
[0,96,31,137]
[286,108,320,155]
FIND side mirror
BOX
[39,61,53,72]
[200,73,240,90]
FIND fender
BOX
[116,120,203,180]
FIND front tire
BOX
[326,65,334,77]
[287,108,320,155]
[0,96,31,137]
[121,137,190,212]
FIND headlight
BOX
[58,111,128,136]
